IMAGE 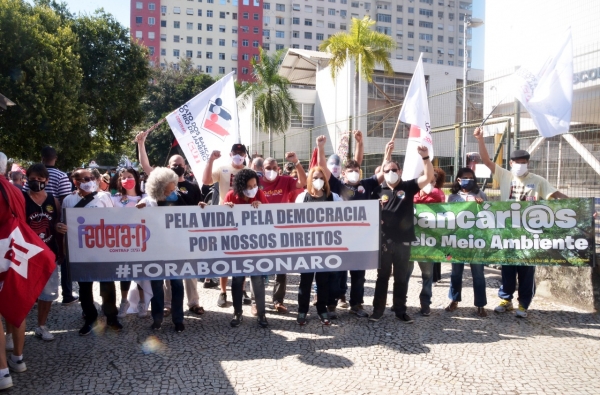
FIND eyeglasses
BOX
[383,169,399,173]
[76,176,96,182]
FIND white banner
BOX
[65,201,381,281]
[166,72,240,177]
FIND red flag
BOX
[171,136,179,148]
[309,147,318,169]
[0,179,55,327]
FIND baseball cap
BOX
[510,149,530,161]
[41,146,57,159]
[231,143,247,155]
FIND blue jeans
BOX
[349,270,365,307]
[417,262,433,307]
[150,279,184,324]
[373,241,414,315]
[232,276,265,315]
[449,263,487,307]
[498,266,535,309]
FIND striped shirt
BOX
[22,166,73,201]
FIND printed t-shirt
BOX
[260,175,298,203]
[329,175,380,201]
[372,179,420,243]
[493,166,557,201]
[211,163,248,204]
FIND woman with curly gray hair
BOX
[137,167,186,332]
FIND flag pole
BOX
[479,94,509,127]
[389,119,401,142]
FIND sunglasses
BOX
[383,169,399,173]
[76,176,96,182]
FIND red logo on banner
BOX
[202,98,231,140]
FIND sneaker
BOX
[107,320,123,332]
[396,313,414,324]
[326,305,338,320]
[257,314,268,328]
[369,310,384,322]
[203,279,219,289]
[338,297,349,309]
[319,313,331,326]
[230,312,243,327]
[273,302,288,313]
[61,295,79,305]
[117,301,130,318]
[5,333,13,351]
[79,323,94,336]
[297,313,307,326]
[0,373,12,390]
[150,321,162,330]
[477,307,488,317]
[494,299,514,313]
[445,301,459,312]
[243,291,252,305]
[217,292,227,308]
[515,305,528,318]
[174,323,185,333]
[349,305,369,318]
[420,305,431,317]
[137,302,148,318]
[251,303,258,317]
[34,325,55,341]
[8,358,26,373]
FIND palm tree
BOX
[319,16,396,130]
[238,48,299,156]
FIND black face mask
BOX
[171,166,185,177]
[29,180,46,192]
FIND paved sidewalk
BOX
[5,266,600,394]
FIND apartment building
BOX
[131,0,474,80]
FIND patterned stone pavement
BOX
[5,266,600,394]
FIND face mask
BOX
[122,179,136,190]
[29,180,46,192]
[80,181,97,193]
[171,165,185,177]
[166,191,179,201]
[264,170,278,181]
[511,163,528,177]
[243,186,258,198]
[232,154,245,166]
[346,171,360,184]
[384,171,399,185]
[328,164,341,179]
[422,183,434,194]
[110,172,115,177]
[312,179,325,191]
[460,179,475,191]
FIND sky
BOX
[30,0,486,70]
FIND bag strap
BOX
[74,192,97,208]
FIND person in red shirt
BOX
[413,167,446,316]
[259,152,307,313]
[223,169,269,328]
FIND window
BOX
[207,10,213,17]
[242,67,248,75]
[263,2,270,9]
[340,0,347,4]
[328,22,335,28]
[263,30,270,37]
[174,21,180,28]
[397,5,403,12]
[419,33,433,40]
[447,25,454,32]
[242,54,249,60]
[408,7,414,13]
[198,9,202,16]
[253,54,259,61]
[187,36,193,43]
[232,40,238,47]
[262,43,270,50]
[147,32,154,40]
[276,16,285,25]
[329,0,335,2]
[293,3,300,11]
[340,23,346,30]
[136,2,143,9]
[232,26,237,33]
[377,13,391,23]
[242,39,249,46]
[220,25,226,32]
[438,23,444,30]
[207,24,213,31]
[304,45,312,50]
[375,26,391,35]
[161,48,166,55]
[420,0,433,4]
[174,7,181,13]
[449,13,454,20]
[187,22,193,29]
[207,38,213,45]
[419,8,433,17]
[292,31,299,38]
[419,21,433,28]
[174,35,180,42]
[458,49,464,57]
[135,16,142,24]
[305,5,312,12]
[340,10,347,17]
[207,66,213,73]
[219,53,225,60]
[253,40,259,47]
[206,52,213,59]
[243,12,249,19]
[197,23,202,30]
[160,34,166,41]
[316,33,324,40]
[253,27,259,33]
[448,61,454,66]
[276,3,285,11]
[448,37,454,43]
[396,31,403,38]
[293,17,300,25]
[275,44,284,50]
[328,8,335,15]
[241,26,248,32]
[291,44,299,48]
[419,45,432,53]
[408,32,414,38]
[408,19,414,26]
[275,31,284,38]
[437,35,444,42]
[219,39,225,46]
[437,59,443,64]
[408,56,414,61]
[173,49,180,57]
[161,20,166,27]
[232,13,237,20]
[317,7,324,16]
[161,5,166,13]
[148,3,156,11]
[231,54,238,60]
[135,31,142,39]
[219,67,225,74]
[438,11,444,18]
[186,8,193,15]
[291,104,315,128]
[351,1,359,7]
[197,37,202,44]
[396,17,403,24]
[186,50,193,58]
[304,32,312,39]
[459,1,471,10]
[305,19,312,26]
[220,11,226,18]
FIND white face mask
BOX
[232,154,245,166]
[328,164,341,179]
[265,170,278,181]
[384,171,399,185]
[346,171,360,184]
[312,179,325,191]
[243,186,258,198]
[422,183,434,194]
[511,163,528,177]
[80,181,97,193]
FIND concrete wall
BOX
[536,265,600,312]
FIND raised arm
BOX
[376,141,394,183]
[473,127,496,174]
[316,135,331,179]
[285,151,307,188]
[135,131,153,175]
[353,130,364,166]
[416,145,434,189]
[202,150,220,186]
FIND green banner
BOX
[409,198,596,267]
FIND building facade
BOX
[131,0,474,80]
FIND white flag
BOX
[166,72,239,177]
[398,54,434,180]
[514,28,573,138]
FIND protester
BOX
[317,132,387,318]
[98,173,110,193]
[22,164,60,340]
[445,167,488,317]
[57,168,122,335]
[111,167,148,318]
[295,166,342,326]
[413,167,446,316]
[223,169,269,328]
[474,126,568,318]
[202,144,249,308]
[9,171,23,190]
[136,167,187,332]
[250,157,264,178]
[370,145,433,323]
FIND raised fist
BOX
[209,150,221,161]
[316,135,326,147]
[285,152,298,163]
[353,130,363,144]
[417,145,429,158]
[473,127,484,140]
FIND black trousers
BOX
[79,281,118,325]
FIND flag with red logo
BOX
[166,72,240,178]
[397,54,434,180]
[0,179,56,327]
